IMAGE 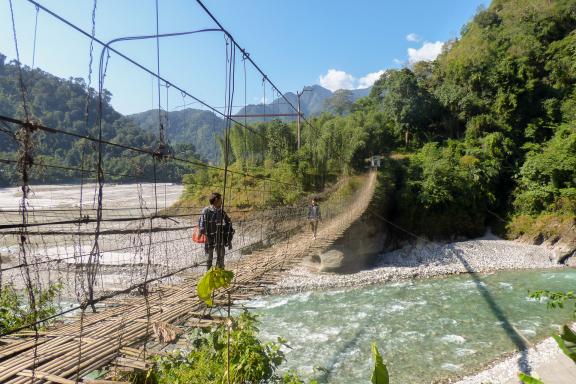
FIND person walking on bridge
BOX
[199,192,234,270]
[307,197,322,239]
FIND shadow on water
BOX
[314,326,366,383]
[313,241,534,381]
[451,246,532,376]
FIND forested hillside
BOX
[184,0,575,244]
[128,108,224,164]
[378,0,576,240]
[0,53,203,186]
[352,0,575,240]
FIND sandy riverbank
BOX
[453,331,576,384]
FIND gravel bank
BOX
[272,237,562,294]
[454,333,575,384]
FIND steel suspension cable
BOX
[195,0,316,130]
[31,5,39,68]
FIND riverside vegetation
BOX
[1,0,575,381]
[115,268,389,384]
[0,281,62,335]
[2,0,575,245]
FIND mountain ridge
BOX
[234,84,371,121]
[127,84,373,161]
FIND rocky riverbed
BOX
[272,233,566,294]
[269,232,575,383]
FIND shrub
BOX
[0,281,62,334]
[147,311,311,384]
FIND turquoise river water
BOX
[247,269,576,383]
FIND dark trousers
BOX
[309,219,319,236]
[206,244,225,270]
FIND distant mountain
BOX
[235,85,371,122]
[0,50,371,183]
[126,85,370,162]
[350,87,371,99]
[128,108,225,163]
[0,55,204,185]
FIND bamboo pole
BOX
[0,173,376,382]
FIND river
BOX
[0,183,184,210]
[247,268,576,383]
[0,183,196,297]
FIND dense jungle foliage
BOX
[1,0,575,242]
[377,0,576,240]
[183,0,576,242]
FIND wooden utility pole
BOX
[296,88,311,150]
[297,94,301,149]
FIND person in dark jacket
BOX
[199,192,234,270]
[307,197,322,239]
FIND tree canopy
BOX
[2,0,575,240]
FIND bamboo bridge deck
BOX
[0,172,377,384]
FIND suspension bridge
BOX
[0,172,376,384]
[0,0,380,382]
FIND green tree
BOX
[372,69,440,146]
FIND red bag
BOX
[192,226,207,243]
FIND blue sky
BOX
[1,0,490,115]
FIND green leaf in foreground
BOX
[518,372,544,384]
[553,325,576,363]
[371,342,389,384]
[196,268,234,306]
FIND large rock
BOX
[565,254,576,267]
[318,250,345,272]
[547,241,576,264]
[313,212,388,274]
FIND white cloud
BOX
[406,33,420,42]
[318,69,385,91]
[357,70,385,89]
[318,69,356,91]
[407,41,444,64]
[393,58,404,66]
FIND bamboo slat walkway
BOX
[0,172,377,383]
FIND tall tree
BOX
[374,68,439,146]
